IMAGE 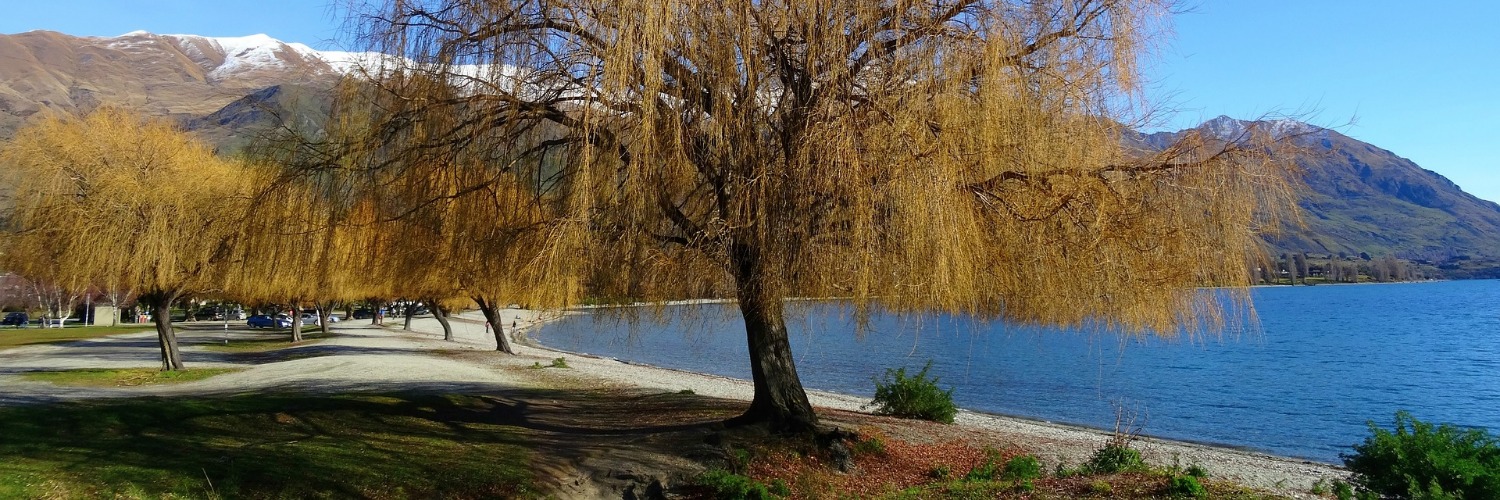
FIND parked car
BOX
[300,313,321,326]
[247,315,291,329]
[352,308,374,319]
[2,312,28,327]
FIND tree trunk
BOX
[725,242,818,433]
[403,302,416,331]
[474,295,514,354]
[141,291,185,371]
[429,299,454,341]
[317,301,333,336]
[289,302,304,343]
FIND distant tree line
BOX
[1253,250,1428,285]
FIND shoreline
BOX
[504,308,1347,496]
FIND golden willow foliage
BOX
[0,108,251,299]
[352,0,1298,336]
[325,71,582,309]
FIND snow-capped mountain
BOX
[105,30,374,81]
[1198,114,1323,141]
[0,30,367,137]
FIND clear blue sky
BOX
[3,1,1498,201]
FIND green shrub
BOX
[1342,411,1500,499]
[1332,479,1355,500]
[853,436,886,456]
[965,449,1003,481]
[869,361,956,423]
[1310,478,1329,495]
[1168,475,1207,498]
[1001,455,1042,482]
[695,469,781,500]
[965,459,998,482]
[929,465,951,479]
[1186,464,1208,478]
[1084,444,1145,474]
[768,479,791,497]
[549,357,569,368]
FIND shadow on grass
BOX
[0,386,740,499]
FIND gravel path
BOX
[0,309,1348,497]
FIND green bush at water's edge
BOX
[869,361,957,424]
[1343,411,1500,499]
[1083,444,1146,474]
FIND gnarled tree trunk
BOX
[726,242,817,433]
[140,290,184,371]
[403,302,417,330]
[429,298,454,341]
[473,295,514,354]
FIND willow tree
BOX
[321,66,580,351]
[0,108,251,370]
[354,0,1297,431]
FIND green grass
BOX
[0,325,154,349]
[0,394,538,499]
[19,368,242,387]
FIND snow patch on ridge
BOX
[105,31,515,85]
[102,31,362,80]
[1202,115,1323,141]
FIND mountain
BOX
[0,30,358,140]
[187,83,335,151]
[1142,116,1500,276]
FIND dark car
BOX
[2,312,28,327]
[247,315,291,329]
[352,308,374,319]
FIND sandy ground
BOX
[0,310,1347,497]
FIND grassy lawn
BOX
[19,368,242,387]
[0,325,154,349]
[0,394,538,499]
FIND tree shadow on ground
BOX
[0,385,741,498]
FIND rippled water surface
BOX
[534,280,1500,462]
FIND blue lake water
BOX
[533,280,1500,463]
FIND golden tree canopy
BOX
[0,108,253,297]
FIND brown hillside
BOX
[0,30,337,137]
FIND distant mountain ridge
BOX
[1142,117,1500,274]
[3,31,1499,275]
[0,30,360,138]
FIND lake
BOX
[533,280,1500,463]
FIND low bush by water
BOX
[1342,411,1500,499]
[869,361,957,424]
